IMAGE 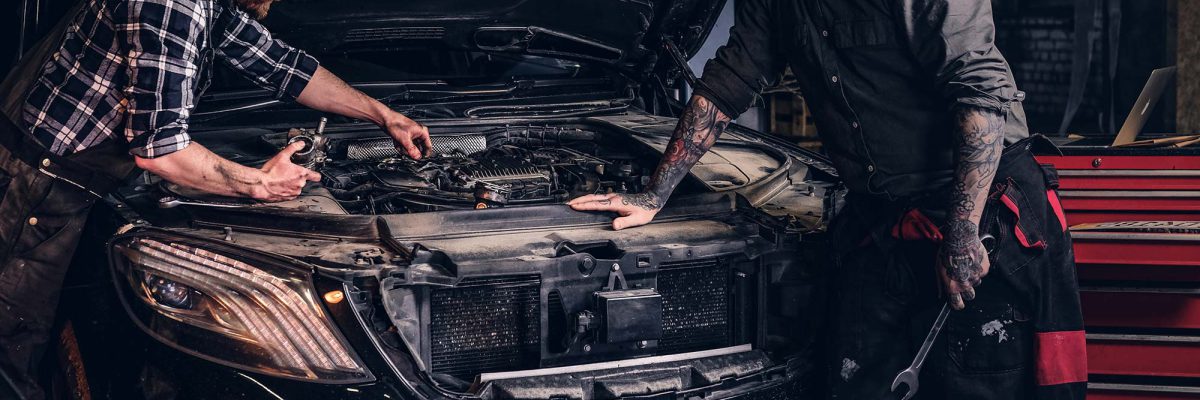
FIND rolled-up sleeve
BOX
[213,7,319,101]
[113,0,202,158]
[694,0,785,118]
[899,0,1016,113]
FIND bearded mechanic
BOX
[570,1,1086,399]
[0,0,430,396]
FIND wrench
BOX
[890,302,950,400]
[890,234,996,400]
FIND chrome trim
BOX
[476,344,754,383]
[1089,383,1200,394]
[1086,333,1200,343]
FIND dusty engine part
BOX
[287,117,330,168]
[318,126,650,214]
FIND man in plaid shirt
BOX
[0,0,430,396]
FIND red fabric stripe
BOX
[1046,189,1067,232]
[1000,194,1046,249]
[1036,330,1088,386]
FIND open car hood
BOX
[261,0,726,73]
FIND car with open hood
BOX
[28,0,845,398]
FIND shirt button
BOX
[28,217,38,226]
[821,30,829,37]
[851,121,860,129]
[831,75,839,83]
[867,164,876,173]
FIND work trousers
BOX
[0,140,131,400]
[825,137,1087,400]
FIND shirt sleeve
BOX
[897,0,1017,114]
[694,0,786,118]
[212,6,319,101]
[112,0,201,158]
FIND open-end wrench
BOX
[890,234,995,400]
[890,302,950,400]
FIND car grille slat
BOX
[657,258,733,354]
[428,275,540,379]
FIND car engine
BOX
[310,124,654,214]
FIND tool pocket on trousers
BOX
[947,302,1032,374]
[15,178,93,259]
[987,178,1045,276]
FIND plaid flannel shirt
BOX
[22,0,319,158]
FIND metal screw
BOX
[1092,158,1102,168]
[611,263,620,272]
[583,344,592,352]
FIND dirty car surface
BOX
[51,0,846,398]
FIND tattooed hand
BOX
[568,95,730,230]
[937,221,991,309]
[568,192,662,230]
[940,106,1005,310]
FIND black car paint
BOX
[18,0,845,397]
[51,109,837,399]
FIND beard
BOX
[235,0,278,20]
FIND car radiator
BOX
[658,258,733,355]
[427,258,735,380]
[429,275,541,379]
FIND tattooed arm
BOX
[569,95,730,230]
[938,107,1006,310]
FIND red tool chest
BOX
[1037,139,1200,400]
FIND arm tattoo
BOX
[943,107,1005,283]
[630,96,730,210]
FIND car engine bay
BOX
[316,124,655,214]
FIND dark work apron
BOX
[0,2,137,399]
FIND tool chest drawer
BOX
[1039,151,1200,399]
[1037,155,1200,225]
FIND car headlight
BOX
[109,233,371,383]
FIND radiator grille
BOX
[657,258,733,354]
[429,275,540,379]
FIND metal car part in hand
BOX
[891,234,996,400]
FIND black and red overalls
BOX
[693,1,1086,399]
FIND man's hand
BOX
[296,67,432,159]
[937,221,992,310]
[381,111,432,160]
[254,141,322,201]
[135,142,318,202]
[567,95,729,230]
[568,193,662,230]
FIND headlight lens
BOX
[111,235,371,383]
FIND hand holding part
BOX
[255,141,322,202]
[567,192,662,230]
[381,111,432,160]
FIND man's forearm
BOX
[135,144,263,198]
[296,66,390,125]
[630,95,731,209]
[943,107,1006,273]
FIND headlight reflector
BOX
[111,235,370,383]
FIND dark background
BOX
[1,0,1182,137]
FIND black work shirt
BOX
[695,0,1029,202]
